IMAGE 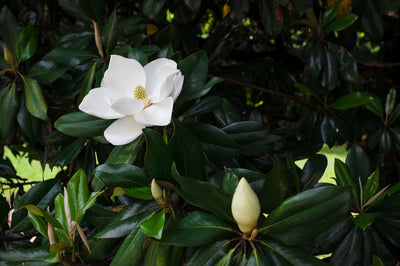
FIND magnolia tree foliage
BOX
[1,0,400,265]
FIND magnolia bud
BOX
[92,20,104,58]
[151,179,166,205]
[231,177,260,234]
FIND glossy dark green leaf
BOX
[379,129,392,155]
[121,187,152,200]
[184,0,201,12]
[21,75,47,121]
[186,240,230,266]
[372,255,385,266]
[300,154,327,190]
[345,144,371,186]
[102,9,118,54]
[169,119,205,180]
[304,40,323,78]
[321,45,338,91]
[258,0,281,35]
[77,62,97,105]
[94,164,150,189]
[222,170,239,196]
[260,186,352,246]
[105,135,144,164]
[80,238,119,263]
[0,83,19,140]
[363,170,379,204]
[178,51,208,99]
[43,48,95,67]
[222,121,268,144]
[143,128,173,181]
[119,16,146,35]
[331,226,363,266]
[364,94,384,117]
[0,195,10,223]
[331,92,374,110]
[185,77,224,100]
[140,211,165,239]
[51,138,86,167]
[385,87,396,116]
[128,48,148,65]
[246,248,272,266]
[321,1,340,29]
[161,211,231,247]
[320,114,336,147]
[66,169,89,222]
[15,24,37,62]
[17,96,40,140]
[0,247,49,262]
[58,0,105,23]
[143,241,183,266]
[353,213,375,230]
[28,60,69,85]
[213,99,240,127]
[0,6,20,54]
[325,14,358,32]
[172,163,233,221]
[360,0,383,41]
[261,239,326,265]
[157,43,174,58]
[338,48,358,83]
[214,248,235,265]
[110,225,147,266]
[188,123,242,161]
[27,212,48,239]
[143,0,165,19]
[185,96,223,118]
[54,111,114,137]
[259,157,289,212]
[55,32,93,49]
[334,159,360,207]
[95,201,158,239]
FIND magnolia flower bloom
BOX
[231,177,260,234]
[79,55,184,145]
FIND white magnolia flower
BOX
[79,55,184,145]
[231,177,260,234]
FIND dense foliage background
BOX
[1,0,400,265]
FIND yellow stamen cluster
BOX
[133,85,150,107]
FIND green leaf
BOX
[105,135,144,164]
[379,128,392,155]
[169,119,205,180]
[294,83,321,101]
[94,164,150,188]
[258,157,289,212]
[345,144,371,186]
[67,169,89,222]
[304,40,324,78]
[43,48,95,67]
[222,121,269,144]
[222,170,239,196]
[184,77,224,100]
[119,16,146,36]
[260,186,352,246]
[157,43,174,58]
[385,87,397,116]
[77,62,97,105]
[120,187,153,200]
[110,226,147,266]
[0,6,20,54]
[186,240,230,265]
[58,0,105,23]
[0,83,19,140]
[140,211,165,239]
[330,226,363,265]
[338,48,358,83]
[17,96,40,140]
[172,163,233,221]
[15,24,37,62]
[143,128,173,181]
[143,241,183,266]
[143,0,165,19]
[28,60,69,85]
[321,1,340,29]
[331,92,374,110]
[51,138,86,167]
[178,51,209,99]
[334,159,360,207]
[0,247,49,262]
[214,248,235,265]
[325,14,358,32]
[372,255,385,266]
[363,170,379,204]
[353,213,376,230]
[54,111,114,137]
[261,239,326,265]
[102,9,118,54]
[188,123,242,161]
[300,154,327,190]
[321,44,339,91]
[185,96,223,118]
[21,75,47,121]
[246,248,271,266]
[213,99,240,127]
[129,48,148,65]
[161,211,231,247]
[365,94,384,117]
[27,212,48,239]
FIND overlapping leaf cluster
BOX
[1,0,400,265]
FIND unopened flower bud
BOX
[231,178,260,234]
[92,20,104,58]
[151,179,166,205]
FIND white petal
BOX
[134,97,173,126]
[144,58,179,103]
[171,71,184,102]
[104,116,145,145]
[101,55,146,97]
[111,97,144,116]
[79,88,124,119]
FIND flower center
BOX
[133,85,150,107]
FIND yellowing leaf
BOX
[222,3,230,19]
[146,24,159,36]
[327,0,351,17]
